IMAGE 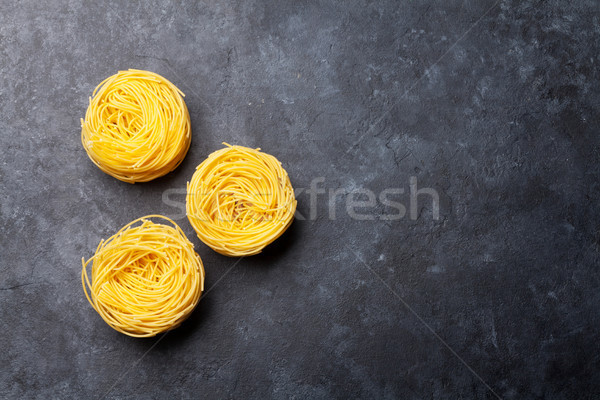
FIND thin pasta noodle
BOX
[81,69,191,183]
[186,143,297,257]
[81,215,205,337]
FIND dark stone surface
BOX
[1,0,599,398]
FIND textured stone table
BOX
[1,1,599,399]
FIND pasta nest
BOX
[186,144,297,256]
[81,69,191,183]
[82,215,205,337]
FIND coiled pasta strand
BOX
[81,69,191,183]
[186,144,296,256]
[81,215,204,337]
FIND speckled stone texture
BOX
[1,1,599,399]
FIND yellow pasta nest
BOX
[81,215,205,337]
[186,144,297,257]
[81,69,191,183]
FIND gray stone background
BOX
[1,0,599,399]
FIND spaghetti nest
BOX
[81,69,191,183]
[81,215,205,337]
[186,144,297,257]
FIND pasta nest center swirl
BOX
[81,215,205,337]
[187,144,297,257]
[81,69,191,183]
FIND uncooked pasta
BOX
[81,215,205,337]
[186,144,297,256]
[81,69,191,183]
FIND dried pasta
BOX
[186,144,296,256]
[81,215,204,337]
[81,69,191,183]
